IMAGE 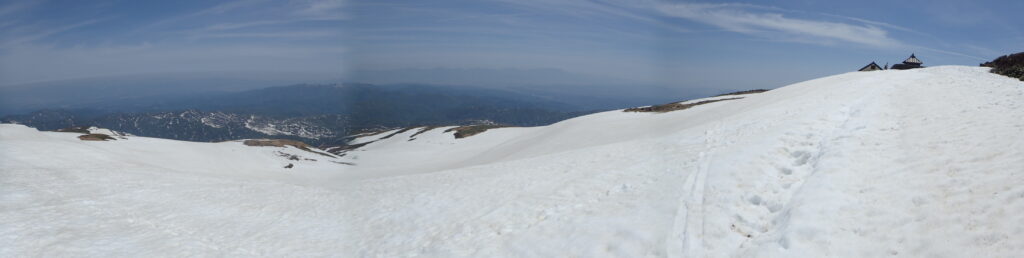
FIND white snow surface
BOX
[2,66,1024,257]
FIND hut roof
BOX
[903,54,923,65]
[859,61,883,71]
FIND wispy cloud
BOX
[0,0,39,18]
[202,20,290,31]
[167,0,349,40]
[141,0,271,30]
[192,0,270,16]
[293,0,346,17]
[0,0,350,85]
[819,13,915,34]
[915,46,988,61]
[188,30,340,40]
[490,0,690,34]
[0,1,65,45]
[143,0,347,34]
[656,2,901,48]
[1,19,103,47]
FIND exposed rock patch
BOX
[243,139,336,158]
[624,97,741,113]
[444,125,508,139]
[714,89,770,97]
[78,134,115,141]
[409,126,439,139]
[244,139,311,149]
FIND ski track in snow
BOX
[668,122,719,258]
[2,66,1024,257]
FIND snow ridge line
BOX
[669,122,721,258]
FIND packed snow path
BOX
[1,66,1022,256]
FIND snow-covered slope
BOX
[2,66,1023,257]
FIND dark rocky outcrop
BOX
[243,139,337,158]
[444,125,508,139]
[714,89,770,97]
[981,52,1024,81]
[243,139,311,149]
[78,134,115,141]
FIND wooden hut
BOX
[891,54,924,70]
[858,61,883,71]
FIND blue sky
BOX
[0,0,348,85]
[1,0,1021,90]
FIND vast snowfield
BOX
[2,66,1023,257]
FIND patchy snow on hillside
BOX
[2,66,1023,257]
[85,126,131,137]
[243,115,337,139]
[198,112,239,128]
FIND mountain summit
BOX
[2,66,1022,256]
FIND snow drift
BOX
[2,66,1023,257]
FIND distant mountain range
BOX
[1,83,591,146]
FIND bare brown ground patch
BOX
[78,134,115,141]
[444,125,509,139]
